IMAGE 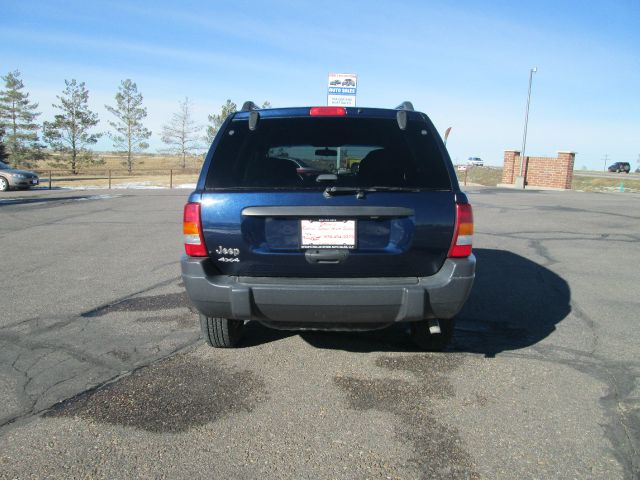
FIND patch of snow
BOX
[112,182,165,189]
[74,194,122,201]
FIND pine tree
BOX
[205,99,236,144]
[161,97,203,168]
[205,100,272,144]
[43,79,103,174]
[105,79,151,173]
[0,70,46,167]
[0,127,7,162]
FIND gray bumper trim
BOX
[181,254,475,325]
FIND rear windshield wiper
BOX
[323,186,421,198]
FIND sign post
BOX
[327,73,358,107]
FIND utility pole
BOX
[603,154,609,172]
[516,67,537,189]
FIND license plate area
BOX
[300,219,356,249]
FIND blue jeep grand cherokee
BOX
[181,102,475,350]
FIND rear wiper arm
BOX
[323,186,367,198]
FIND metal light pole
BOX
[516,67,537,189]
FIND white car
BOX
[467,157,483,166]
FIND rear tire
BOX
[0,177,9,191]
[410,319,454,351]
[199,314,244,348]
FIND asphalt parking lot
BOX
[0,187,638,479]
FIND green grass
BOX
[39,151,205,172]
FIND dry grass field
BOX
[91,152,206,171]
[455,166,503,186]
[33,152,204,189]
[455,166,640,193]
[571,175,640,193]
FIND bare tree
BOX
[105,79,151,173]
[161,97,202,168]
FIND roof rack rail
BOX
[395,101,414,111]
[241,101,259,112]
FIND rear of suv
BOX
[181,102,475,350]
[607,162,630,173]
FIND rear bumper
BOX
[181,255,475,329]
[10,177,38,188]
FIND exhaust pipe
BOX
[428,319,441,334]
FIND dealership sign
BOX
[327,73,357,107]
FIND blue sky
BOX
[2,0,639,169]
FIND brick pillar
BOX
[502,150,520,184]
[557,151,576,189]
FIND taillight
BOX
[183,202,208,257]
[448,203,473,258]
[309,106,346,116]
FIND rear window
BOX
[205,116,451,190]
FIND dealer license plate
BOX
[300,219,356,249]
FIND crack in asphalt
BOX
[0,330,125,372]
[548,239,639,480]
[79,275,183,318]
[0,340,200,433]
[508,345,640,479]
[468,196,640,221]
[477,230,640,244]
[82,291,192,317]
[529,238,558,266]
[0,277,200,432]
[521,235,638,478]
[0,204,116,239]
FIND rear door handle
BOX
[305,249,350,264]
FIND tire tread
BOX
[200,314,243,348]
